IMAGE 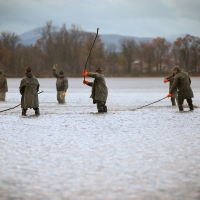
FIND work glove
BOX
[62,92,66,97]
[82,70,88,76]
[167,93,172,98]
[164,79,168,83]
[83,80,89,84]
[53,64,57,70]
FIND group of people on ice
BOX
[0,65,194,115]
[0,65,108,115]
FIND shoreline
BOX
[5,73,200,78]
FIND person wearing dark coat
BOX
[19,66,40,116]
[0,70,8,101]
[164,69,178,106]
[53,64,68,104]
[83,67,108,113]
[167,66,194,111]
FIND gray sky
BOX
[0,0,200,38]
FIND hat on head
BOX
[96,67,102,73]
[26,66,32,73]
[172,66,181,72]
[59,71,64,75]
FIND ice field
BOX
[0,77,200,200]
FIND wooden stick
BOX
[84,28,99,81]
[132,96,167,111]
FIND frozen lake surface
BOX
[0,77,200,200]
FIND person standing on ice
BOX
[163,68,178,106]
[167,66,194,111]
[19,66,40,116]
[0,70,8,101]
[83,67,108,113]
[53,64,68,104]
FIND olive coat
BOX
[170,71,194,99]
[19,76,40,109]
[87,72,108,103]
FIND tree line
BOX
[0,21,200,77]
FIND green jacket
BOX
[170,71,194,99]
[0,75,8,93]
[87,72,108,103]
[19,76,40,109]
[165,74,177,98]
[53,69,68,92]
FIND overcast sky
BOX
[0,0,200,38]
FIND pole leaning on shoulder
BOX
[84,28,99,82]
[0,91,44,113]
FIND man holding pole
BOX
[167,66,194,111]
[19,66,40,116]
[83,67,108,113]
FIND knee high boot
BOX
[189,104,194,111]
[187,99,194,111]
[171,97,176,106]
[103,105,107,112]
[178,105,183,111]
[97,101,104,112]
[33,108,40,115]
[22,109,27,116]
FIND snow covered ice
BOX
[0,77,200,200]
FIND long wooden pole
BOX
[84,28,99,82]
[132,96,167,111]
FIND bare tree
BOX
[152,37,171,73]
[189,35,200,71]
[120,39,137,73]
[143,42,155,73]
[0,32,20,73]
[105,43,118,75]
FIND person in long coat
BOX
[164,69,178,106]
[53,64,68,104]
[0,70,8,101]
[167,66,194,111]
[83,67,108,113]
[19,66,40,116]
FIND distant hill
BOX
[99,34,153,51]
[19,30,41,46]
